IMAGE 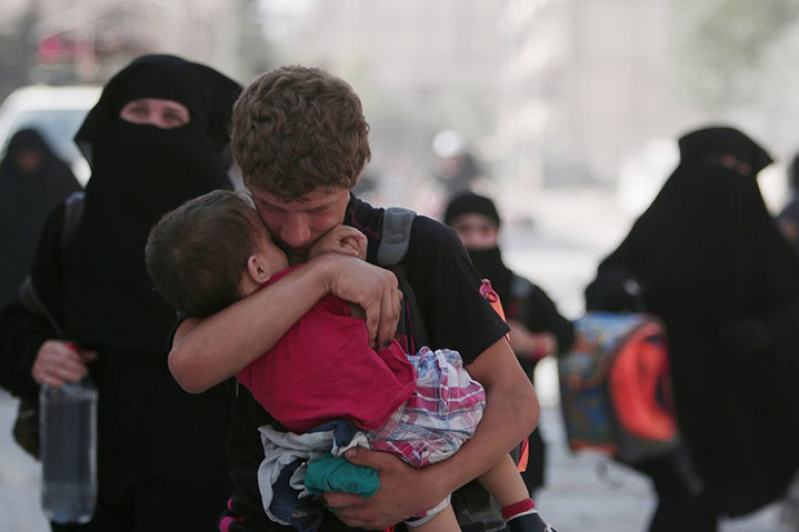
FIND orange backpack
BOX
[558,312,679,463]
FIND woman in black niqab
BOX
[0,129,81,306]
[586,126,799,531]
[0,54,242,531]
[66,54,241,351]
[444,192,575,497]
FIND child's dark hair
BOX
[145,190,261,317]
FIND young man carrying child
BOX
[147,189,552,531]
[166,66,546,531]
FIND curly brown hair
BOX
[232,66,371,201]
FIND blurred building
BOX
[1,0,779,213]
[496,0,701,209]
[263,0,505,209]
[263,0,709,215]
[0,0,266,90]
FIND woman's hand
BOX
[32,340,97,387]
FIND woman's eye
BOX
[164,111,187,125]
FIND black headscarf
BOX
[586,126,799,515]
[444,192,575,385]
[677,125,774,172]
[64,54,242,353]
[442,192,511,301]
[0,129,81,306]
[443,192,501,229]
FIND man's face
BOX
[249,187,351,257]
[449,213,499,250]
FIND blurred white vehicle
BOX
[0,85,101,185]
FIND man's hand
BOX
[321,255,402,347]
[32,340,97,387]
[308,225,368,261]
[323,448,446,530]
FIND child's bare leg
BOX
[478,454,557,531]
[478,453,529,506]
[406,503,459,532]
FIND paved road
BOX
[535,405,790,531]
[0,391,49,532]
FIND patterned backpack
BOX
[558,311,679,464]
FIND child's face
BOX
[238,220,291,298]
[252,223,290,277]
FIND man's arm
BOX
[324,337,539,529]
[170,253,402,393]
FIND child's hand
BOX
[309,225,368,260]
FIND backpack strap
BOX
[18,277,64,338]
[60,191,85,259]
[377,207,416,267]
[18,191,85,339]
[510,274,535,300]
[508,273,535,324]
[377,207,430,353]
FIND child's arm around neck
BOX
[308,224,369,319]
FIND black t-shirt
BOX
[220,196,510,530]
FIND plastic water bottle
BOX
[40,379,98,524]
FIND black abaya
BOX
[0,129,81,306]
[0,55,242,531]
[586,126,799,520]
